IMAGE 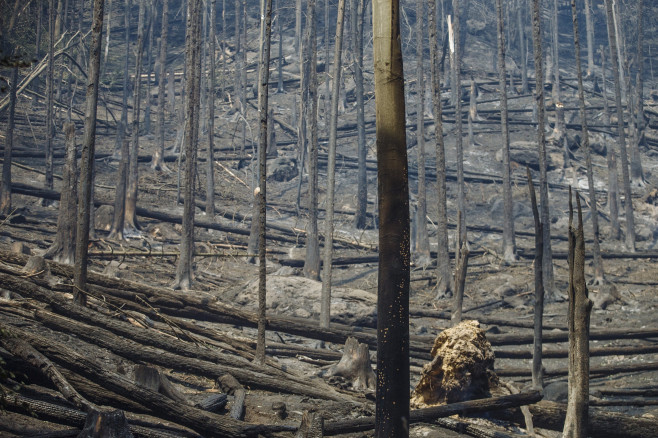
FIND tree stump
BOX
[322,337,375,391]
[411,320,498,406]
[77,408,133,438]
[133,365,188,405]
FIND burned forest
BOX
[3,0,658,436]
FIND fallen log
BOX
[495,400,658,438]
[496,360,658,378]
[0,335,95,412]
[0,322,296,437]
[32,308,348,402]
[3,394,202,438]
[322,390,542,435]
[495,343,658,359]
[218,374,246,421]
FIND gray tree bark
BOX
[0,67,18,216]
[206,0,216,218]
[562,189,593,438]
[320,0,347,329]
[125,0,147,232]
[570,0,605,285]
[451,0,466,249]
[495,0,516,265]
[174,0,202,290]
[109,139,129,241]
[599,46,621,241]
[303,0,320,281]
[45,122,78,264]
[429,0,452,297]
[254,0,274,364]
[604,0,636,252]
[152,0,170,172]
[629,0,645,188]
[45,0,55,193]
[353,0,367,230]
[583,0,594,77]
[116,0,131,155]
[531,0,557,300]
[74,0,105,305]
[414,0,429,264]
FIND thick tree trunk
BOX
[143,2,154,136]
[496,0,516,265]
[429,0,451,297]
[372,0,410,433]
[517,1,528,94]
[174,0,202,290]
[353,0,367,230]
[604,0,636,252]
[320,0,346,329]
[0,67,18,215]
[44,122,78,264]
[152,0,170,172]
[303,0,320,281]
[74,0,105,305]
[125,0,147,232]
[570,0,605,284]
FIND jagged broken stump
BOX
[412,320,498,406]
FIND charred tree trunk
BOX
[414,0,429,264]
[45,0,56,194]
[320,0,346,329]
[109,139,129,240]
[562,189,593,438]
[303,0,320,281]
[496,0,516,265]
[583,0,594,78]
[604,0,636,252]
[74,0,105,305]
[206,0,216,218]
[0,67,18,216]
[570,0,605,284]
[531,0,556,299]
[44,122,78,264]
[116,0,131,155]
[254,0,274,364]
[451,1,466,249]
[152,0,169,172]
[125,0,147,232]
[599,46,621,241]
[353,0,367,230]
[174,0,202,290]
[429,0,451,297]
[527,168,544,389]
[629,0,645,188]
[373,0,410,433]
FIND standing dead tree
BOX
[527,167,544,390]
[562,188,593,438]
[44,122,78,264]
[569,0,604,284]
[0,67,18,216]
[320,0,347,329]
[74,0,105,305]
[372,0,411,432]
[173,0,202,290]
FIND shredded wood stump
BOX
[78,408,133,438]
[411,320,498,406]
[322,336,375,391]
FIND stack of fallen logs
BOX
[0,249,657,437]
